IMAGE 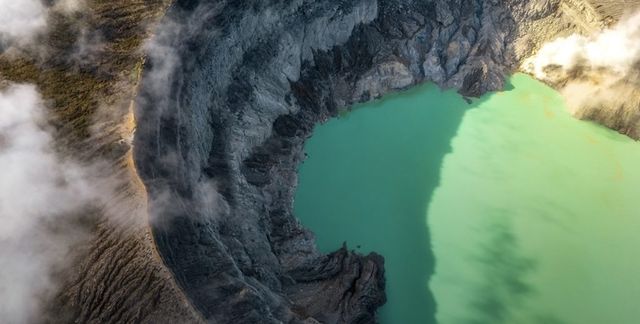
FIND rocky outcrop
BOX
[133,0,629,323]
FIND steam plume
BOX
[0,0,85,47]
[0,0,47,44]
[0,84,100,324]
[523,10,640,134]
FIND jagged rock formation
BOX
[0,0,637,323]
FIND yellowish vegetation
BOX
[0,0,172,157]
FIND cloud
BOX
[138,2,225,114]
[0,84,101,324]
[522,10,640,122]
[0,0,85,48]
[54,0,85,13]
[140,18,183,113]
[524,11,640,79]
[0,0,48,45]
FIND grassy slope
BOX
[0,2,206,323]
[0,0,170,158]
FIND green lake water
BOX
[293,74,640,324]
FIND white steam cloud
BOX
[54,0,85,13]
[525,11,640,79]
[523,10,640,121]
[0,84,101,324]
[0,0,48,43]
[0,0,85,47]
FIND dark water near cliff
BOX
[294,74,640,323]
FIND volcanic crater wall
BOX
[0,0,632,323]
[133,0,614,323]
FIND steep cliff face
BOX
[133,0,624,323]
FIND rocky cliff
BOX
[0,0,636,323]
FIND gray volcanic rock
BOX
[133,0,619,323]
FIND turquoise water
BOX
[293,74,640,323]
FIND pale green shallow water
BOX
[294,74,640,324]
